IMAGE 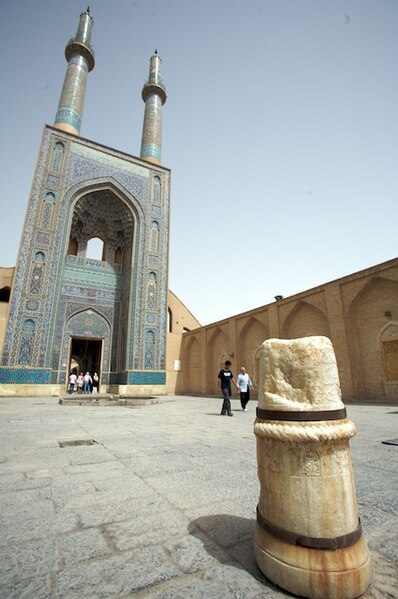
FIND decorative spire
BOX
[54,9,95,136]
[140,51,167,165]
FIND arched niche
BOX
[185,336,202,395]
[207,327,230,394]
[379,322,398,382]
[114,246,123,266]
[237,317,268,385]
[68,236,78,256]
[153,175,161,205]
[282,301,330,339]
[347,276,398,399]
[150,221,160,254]
[18,319,36,365]
[0,286,11,303]
[147,272,157,309]
[69,188,135,267]
[51,141,64,173]
[167,307,173,333]
[60,309,112,385]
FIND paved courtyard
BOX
[0,395,397,598]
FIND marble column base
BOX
[254,525,371,599]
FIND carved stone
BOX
[253,336,371,599]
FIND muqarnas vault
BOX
[0,9,170,396]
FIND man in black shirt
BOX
[218,360,238,416]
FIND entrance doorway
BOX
[69,338,102,378]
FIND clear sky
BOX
[0,0,397,325]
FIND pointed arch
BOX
[66,306,112,329]
[237,316,268,385]
[64,178,145,264]
[150,220,160,253]
[59,178,146,374]
[207,327,230,394]
[51,141,64,173]
[0,287,11,302]
[185,335,202,394]
[59,308,112,385]
[86,236,106,261]
[153,175,161,205]
[347,276,398,399]
[282,300,330,339]
[114,246,123,266]
[68,236,78,256]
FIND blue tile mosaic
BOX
[1,126,170,391]
[0,369,51,384]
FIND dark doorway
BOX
[69,338,102,378]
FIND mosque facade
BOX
[0,9,174,396]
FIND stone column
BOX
[253,336,370,599]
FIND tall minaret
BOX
[54,8,95,136]
[140,50,167,165]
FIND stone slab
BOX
[0,396,396,598]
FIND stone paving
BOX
[0,395,397,598]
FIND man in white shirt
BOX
[68,372,77,394]
[236,366,254,411]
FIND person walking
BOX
[83,371,92,394]
[68,371,77,394]
[236,366,254,411]
[218,360,238,416]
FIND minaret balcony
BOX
[141,81,167,105]
[65,39,95,71]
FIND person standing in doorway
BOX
[83,371,92,394]
[236,366,254,411]
[68,371,77,394]
[218,360,238,416]
[92,372,99,395]
[77,372,84,394]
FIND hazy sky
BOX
[0,0,397,325]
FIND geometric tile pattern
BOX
[0,126,170,388]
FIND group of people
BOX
[68,361,251,411]
[218,361,254,416]
[68,371,100,395]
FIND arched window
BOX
[86,237,105,261]
[0,286,10,302]
[167,307,173,332]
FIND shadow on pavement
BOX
[188,514,272,584]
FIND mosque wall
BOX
[175,258,398,403]
[1,259,397,401]
[166,290,201,394]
